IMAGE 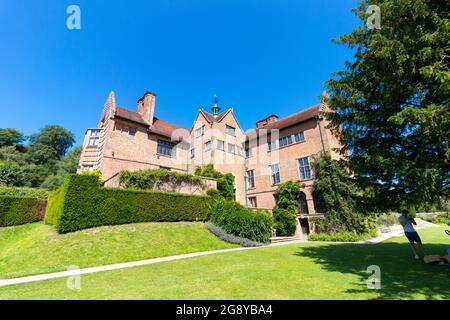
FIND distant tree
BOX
[0,146,27,164]
[0,128,25,149]
[21,163,52,188]
[29,125,75,159]
[325,0,449,211]
[0,160,25,186]
[41,146,82,190]
[26,142,58,165]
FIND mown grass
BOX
[0,227,448,300]
[0,222,237,279]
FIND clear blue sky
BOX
[0,0,360,146]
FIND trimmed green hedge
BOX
[45,174,214,234]
[0,187,49,199]
[0,196,47,227]
[209,199,273,243]
[308,231,371,242]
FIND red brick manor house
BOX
[78,90,343,236]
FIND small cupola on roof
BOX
[211,94,221,117]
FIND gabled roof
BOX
[113,107,188,138]
[246,104,321,138]
[199,109,231,123]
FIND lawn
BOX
[0,227,448,300]
[0,222,237,279]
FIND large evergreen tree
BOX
[325,0,449,210]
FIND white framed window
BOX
[294,131,305,143]
[228,143,235,154]
[88,130,101,146]
[226,125,236,136]
[190,148,195,158]
[195,125,204,138]
[297,156,312,180]
[217,140,224,151]
[247,170,255,189]
[270,164,281,185]
[205,141,212,152]
[245,147,252,158]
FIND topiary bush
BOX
[45,174,214,234]
[0,195,46,227]
[209,199,273,243]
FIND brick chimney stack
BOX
[256,114,279,128]
[137,91,156,124]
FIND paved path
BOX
[360,219,439,244]
[0,239,306,288]
[0,222,437,288]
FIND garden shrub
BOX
[206,223,265,247]
[272,207,297,236]
[377,212,399,227]
[308,231,370,242]
[420,212,450,226]
[45,174,214,233]
[194,164,235,200]
[206,188,221,198]
[0,195,46,227]
[0,186,49,199]
[272,181,300,236]
[209,199,273,243]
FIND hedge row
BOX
[0,186,49,199]
[45,174,214,233]
[209,199,273,243]
[0,196,47,227]
[308,231,371,242]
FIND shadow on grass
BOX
[296,242,450,300]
